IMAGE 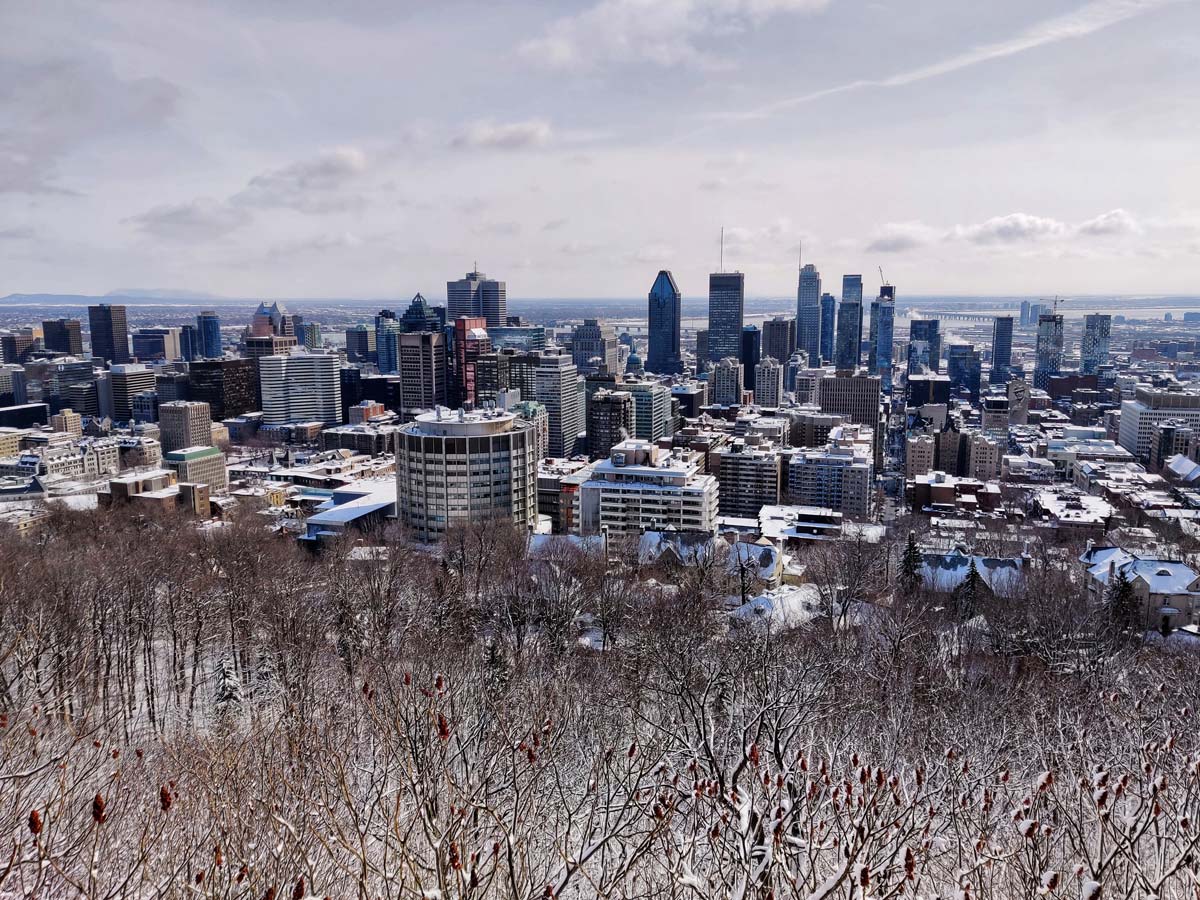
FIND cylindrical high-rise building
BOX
[395,408,538,542]
[197,311,222,359]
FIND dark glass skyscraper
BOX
[400,293,445,333]
[819,293,836,364]
[741,325,761,372]
[1081,314,1111,375]
[761,316,795,365]
[707,272,745,362]
[375,309,400,374]
[197,310,222,359]
[647,270,682,375]
[796,263,822,361]
[868,285,895,393]
[946,344,982,401]
[989,316,1014,384]
[42,318,83,356]
[841,274,863,305]
[87,304,131,364]
[908,319,942,375]
[180,324,198,361]
[1034,312,1064,390]
[834,296,863,371]
[189,359,258,420]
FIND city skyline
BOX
[4,1,1199,300]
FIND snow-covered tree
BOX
[214,655,242,723]
[954,558,983,621]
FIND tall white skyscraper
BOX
[258,351,342,426]
[535,351,585,458]
[712,356,744,406]
[755,357,785,408]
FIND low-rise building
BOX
[164,446,228,492]
[711,436,783,519]
[1081,546,1200,632]
[1032,489,1117,539]
[537,458,594,534]
[574,439,718,536]
[787,425,874,518]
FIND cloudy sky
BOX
[3,0,1198,300]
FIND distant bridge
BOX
[905,309,1002,324]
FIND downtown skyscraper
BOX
[841,275,863,305]
[87,304,131,364]
[989,316,1014,384]
[447,269,507,329]
[1034,312,1064,390]
[1081,313,1111,375]
[42,318,83,356]
[834,294,863,371]
[197,311,222,359]
[819,293,836,364]
[796,263,822,362]
[761,316,795,365]
[868,284,895,393]
[707,271,745,363]
[908,319,942,375]
[646,270,683,375]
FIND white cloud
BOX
[234,147,368,213]
[520,0,828,70]
[629,245,677,265]
[1077,208,1142,237]
[952,213,1071,245]
[265,231,365,258]
[451,119,553,150]
[866,222,941,253]
[125,198,250,240]
[868,209,1149,253]
[0,54,178,193]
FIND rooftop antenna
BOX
[720,227,724,273]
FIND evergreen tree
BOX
[1105,567,1139,636]
[899,532,923,596]
[954,559,983,621]
[214,656,243,725]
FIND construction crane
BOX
[878,265,887,286]
[1052,295,1067,314]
